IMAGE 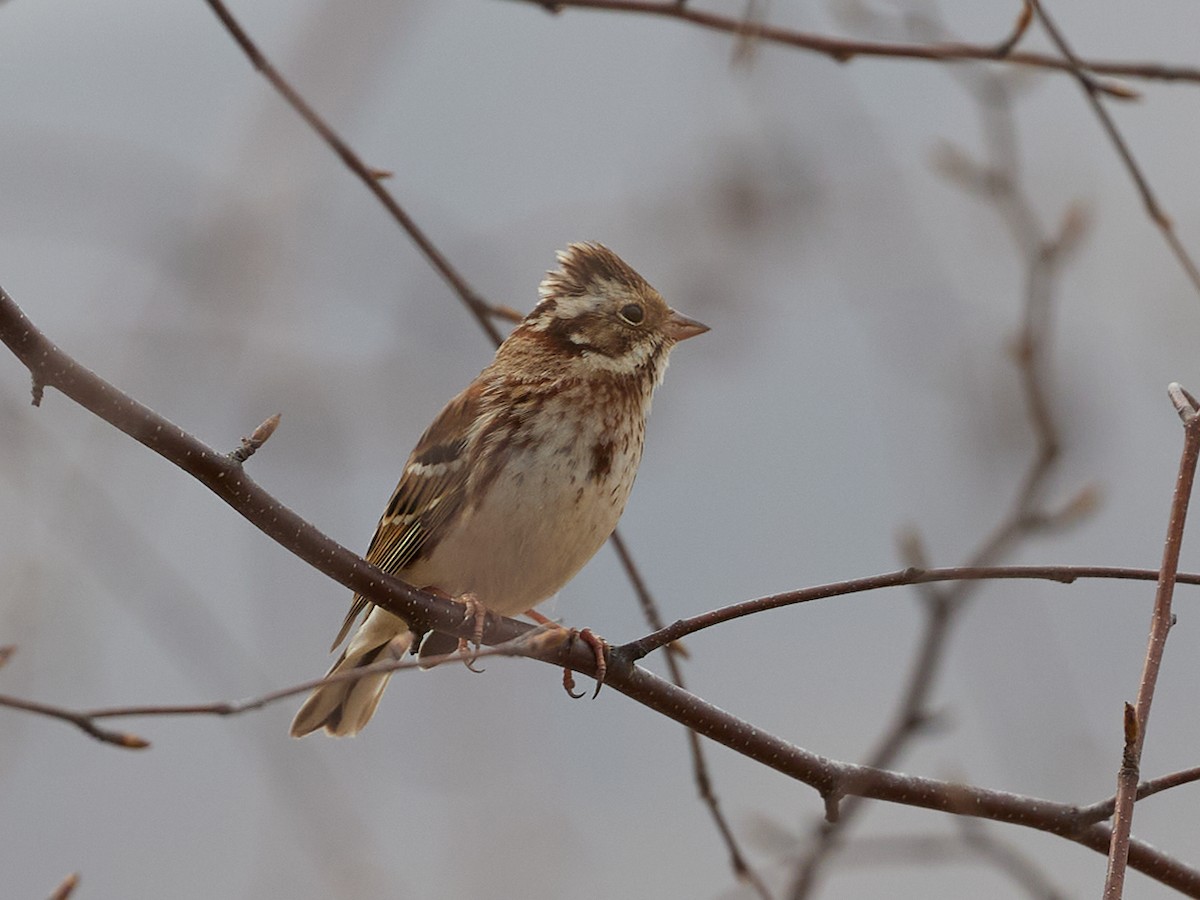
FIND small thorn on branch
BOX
[823,790,843,823]
[30,374,44,407]
[48,872,80,900]
[0,645,14,669]
[229,413,281,463]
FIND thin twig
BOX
[624,564,1200,658]
[1077,765,1200,825]
[841,821,1066,899]
[786,55,1082,897]
[609,533,771,899]
[47,873,80,900]
[0,642,529,748]
[1103,384,1200,898]
[200,0,507,343]
[1028,0,1200,297]
[992,1,1033,58]
[515,0,1200,89]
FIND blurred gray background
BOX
[2,1,1199,897]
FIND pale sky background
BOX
[3,1,1200,898]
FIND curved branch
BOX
[623,564,1200,658]
[3,283,1200,894]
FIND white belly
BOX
[404,400,644,614]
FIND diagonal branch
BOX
[1028,0,1200,296]
[1103,385,1200,898]
[5,283,1200,893]
[201,0,507,343]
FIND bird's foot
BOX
[524,611,608,698]
[457,592,488,672]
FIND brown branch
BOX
[609,533,771,900]
[1078,765,1200,826]
[1028,0,1200,297]
[992,1,1033,58]
[515,0,1200,88]
[6,285,1200,891]
[843,820,1066,899]
[0,642,529,748]
[200,0,507,344]
[786,56,1082,897]
[1103,384,1200,898]
[623,564,1200,658]
[0,691,150,749]
[47,873,80,900]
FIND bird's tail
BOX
[290,609,413,738]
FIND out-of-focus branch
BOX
[786,39,1088,893]
[609,533,769,900]
[841,818,1066,900]
[201,0,508,343]
[1103,385,1200,899]
[1027,0,1200,299]
[5,284,1200,893]
[47,873,79,900]
[513,0,1200,88]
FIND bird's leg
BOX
[524,610,608,699]
[415,588,484,672]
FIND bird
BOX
[290,242,708,737]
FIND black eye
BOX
[619,303,644,325]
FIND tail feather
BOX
[290,612,413,738]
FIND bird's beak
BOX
[664,309,710,342]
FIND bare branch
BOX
[47,873,80,900]
[5,282,1200,891]
[0,643,530,748]
[609,532,770,899]
[513,0,1200,89]
[1077,766,1200,825]
[786,52,1085,896]
[200,0,509,343]
[1028,0,1200,298]
[1103,383,1200,898]
[623,564,1200,659]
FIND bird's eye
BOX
[619,303,645,325]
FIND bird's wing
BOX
[331,381,487,650]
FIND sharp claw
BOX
[456,637,486,673]
[563,666,585,699]
[579,628,609,698]
[556,627,608,699]
[456,593,488,673]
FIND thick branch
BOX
[3,284,1200,892]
